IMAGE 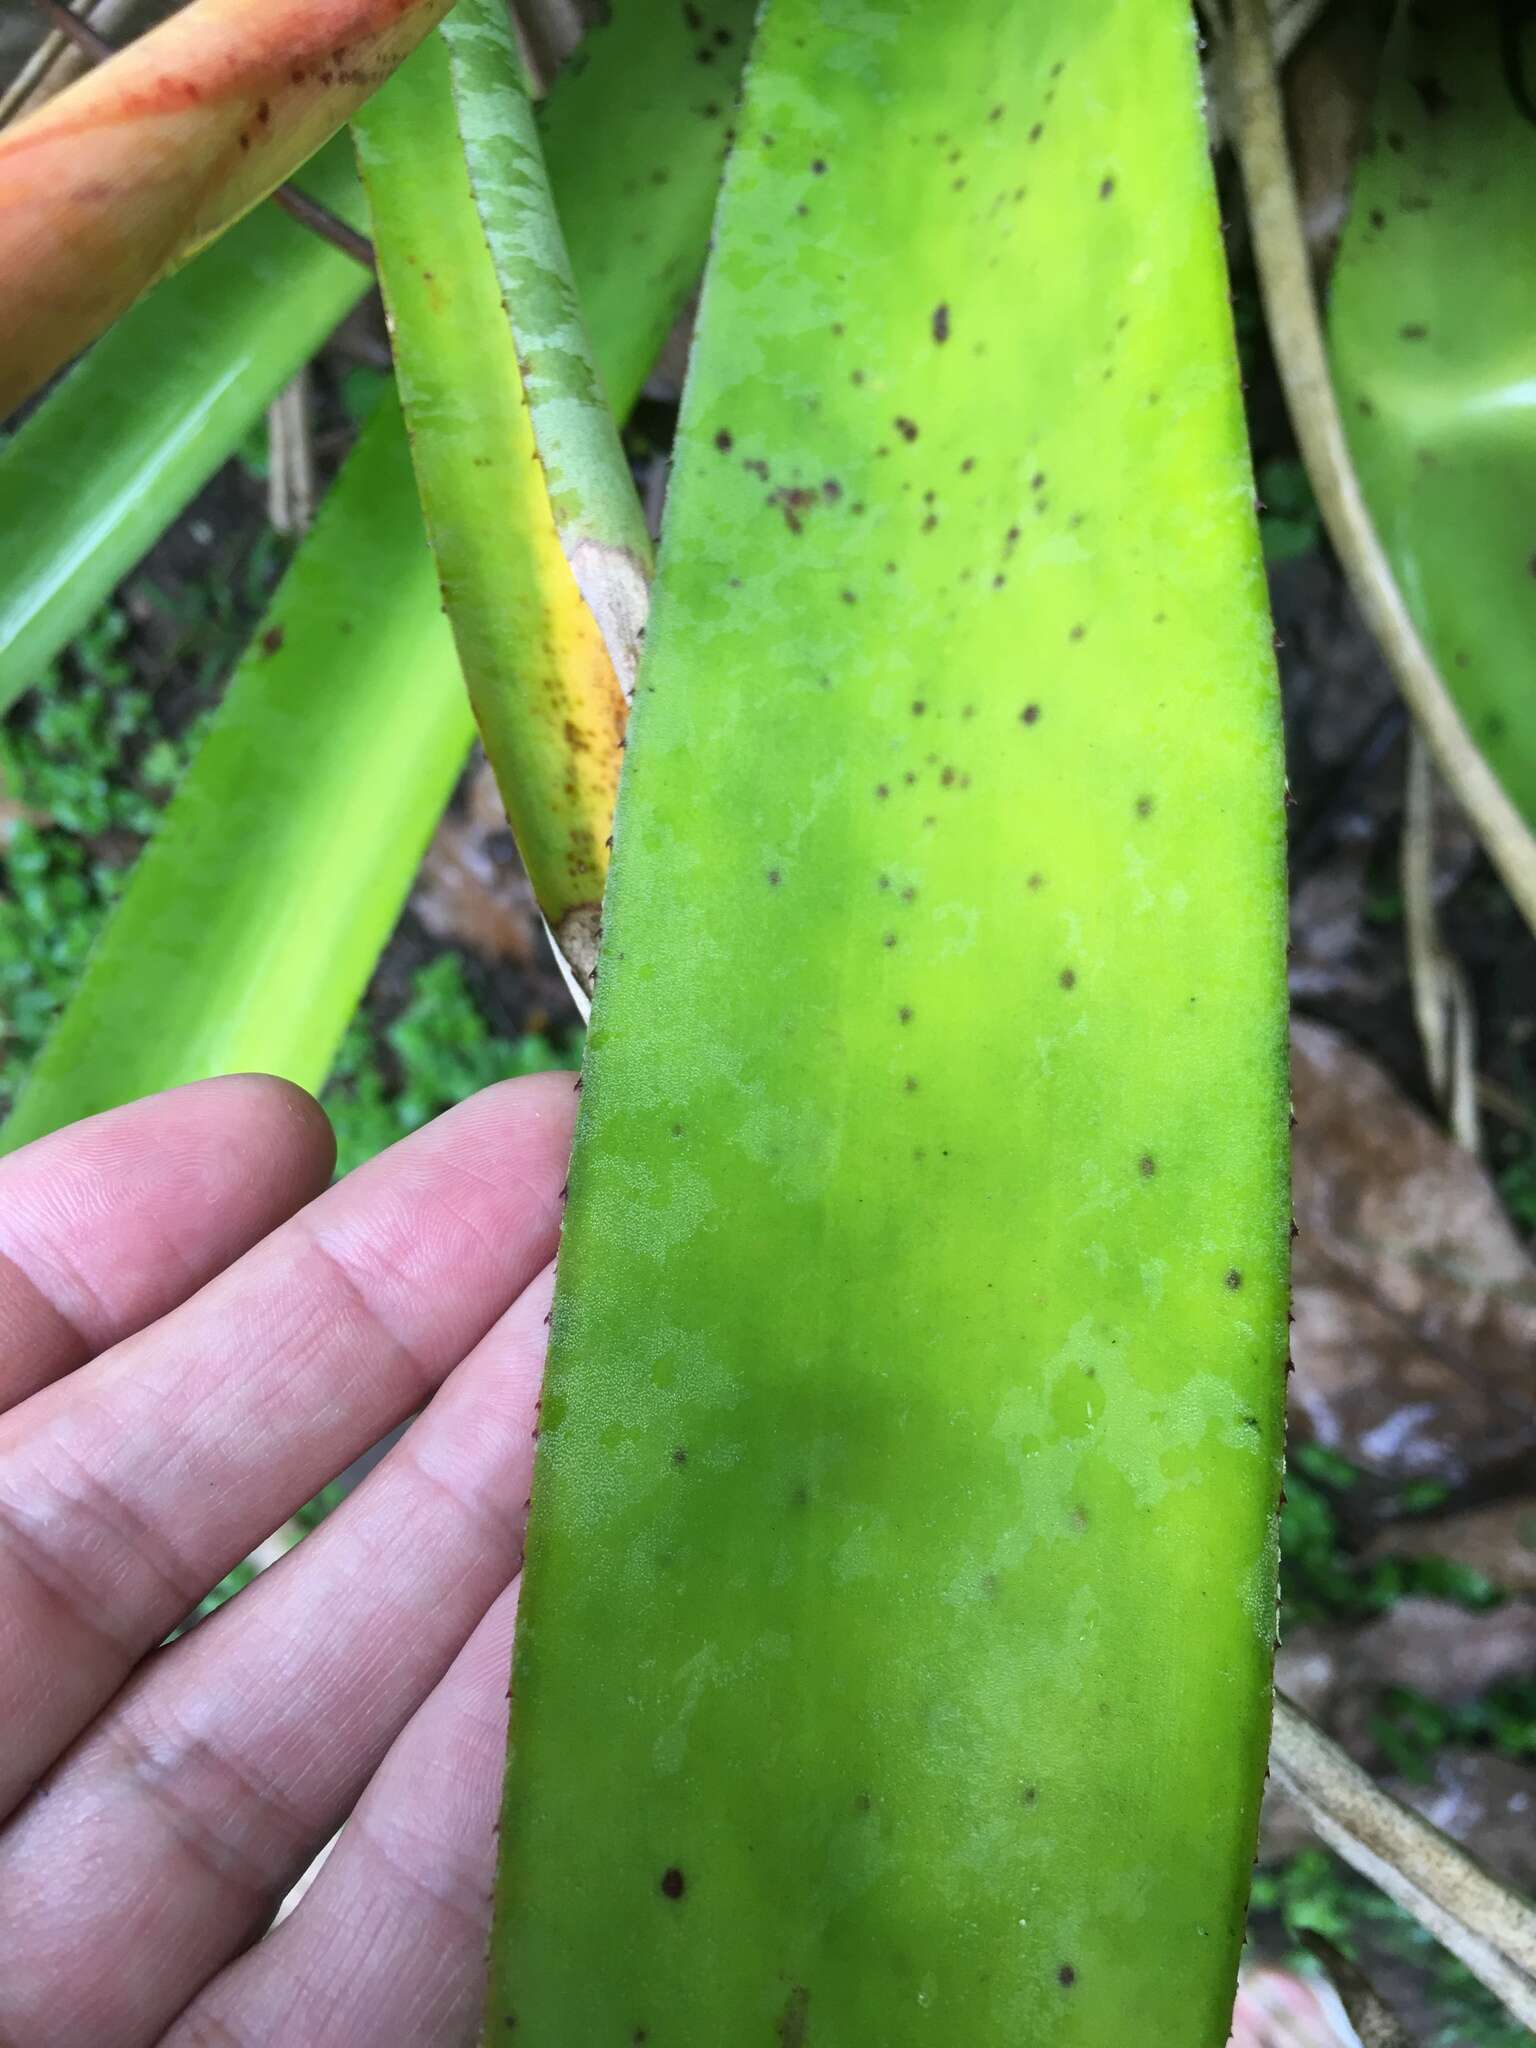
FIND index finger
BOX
[0,1076,336,1412]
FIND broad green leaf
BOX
[1,393,468,1154]
[2,4,753,1149]
[1329,0,1536,825]
[0,0,452,415]
[0,139,367,720]
[357,0,750,985]
[490,3,1289,2043]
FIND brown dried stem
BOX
[1271,1695,1536,2030]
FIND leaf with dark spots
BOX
[659,1866,686,1899]
[776,1986,810,2047]
[490,2,1289,2037]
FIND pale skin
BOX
[0,1073,1302,2048]
[0,1071,577,2047]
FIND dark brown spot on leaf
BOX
[932,303,950,342]
[777,1986,810,2048]
[660,1867,686,1900]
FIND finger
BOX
[166,1579,521,2048]
[0,1072,574,1823]
[0,1266,550,2048]
[0,1075,335,1412]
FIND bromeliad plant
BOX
[2,0,1534,2038]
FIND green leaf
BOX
[1329,0,1536,824]
[2,0,759,1147]
[443,0,654,692]
[358,0,746,986]
[0,138,367,720]
[2,393,469,1152]
[356,34,627,984]
[490,4,1289,2042]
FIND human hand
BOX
[0,1073,576,2047]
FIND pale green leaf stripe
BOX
[442,0,654,690]
[490,1,1289,2041]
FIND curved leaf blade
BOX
[1328,0,1536,825]
[1,394,468,1154]
[356,2,751,984]
[356,31,626,987]
[491,3,1289,2042]
[443,0,654,692]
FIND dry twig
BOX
[1402,733,1481,1152]
[1271,1695,1536,2031]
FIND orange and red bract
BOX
[0,0,451,414]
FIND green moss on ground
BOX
[1281,1444,1503,1630]
[322,951,581,1178]
[1250,1849,1530,2048]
